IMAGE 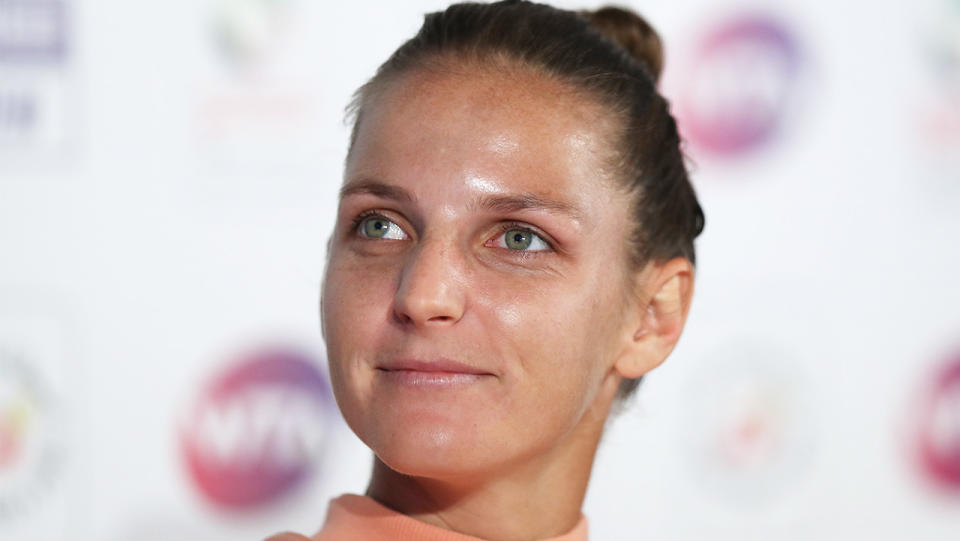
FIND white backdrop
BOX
[1,0,959,540]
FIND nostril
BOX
[393,311,413,325]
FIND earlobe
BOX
[615,257,695,379]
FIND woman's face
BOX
[322,66,640,478]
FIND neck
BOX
[365,376,617,541]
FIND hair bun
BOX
[581,6,664,84]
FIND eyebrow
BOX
[475,193,584,222]
[339,180,414,203]
[340,179,583,222]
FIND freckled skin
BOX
[321,67,636,482]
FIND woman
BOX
[271,1,703,539]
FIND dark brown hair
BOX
[346,0,704,401]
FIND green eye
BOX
[500,228,550,251]
[358,215,407,240]
[504,229,532,250]
[362,217,389,238]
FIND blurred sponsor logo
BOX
[0,0,67,62]
[915,350,960,491]
[180,346,334,510]
[903,1,960,198]
[193,0,320,174]
[0,0,71,157]
[916,0,960,144]
[193,88,318,166]
[0,345,65,520]
[679,341,816,505]
[210,0,294,70]
[675,14,803,158]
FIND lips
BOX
[375,358,495,387]
[376,358,493,376]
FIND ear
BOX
[614,257,695,379]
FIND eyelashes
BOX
[348,211,555,254]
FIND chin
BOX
[367,421,499,480]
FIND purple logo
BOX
[915,350,960,491]
[180,346,334,510]
[0,0,71,156]
[675,14,803,157]
[0,0,68,63]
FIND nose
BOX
[393,237,466,327]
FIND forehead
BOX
[346,63,623,207]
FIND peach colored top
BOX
[310,494,589,541]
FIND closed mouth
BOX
[376,358,494,376]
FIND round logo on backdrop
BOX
[675,13,804,158]
[0,347,65,520]
[677,341,817,506]
[910,0,960,196]
[210,0,294,70]
[180,346,335,510]
[916,0,960,142]
[915,349,960,491]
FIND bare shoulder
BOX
[264,533,313,541]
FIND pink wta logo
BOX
[915,350,960,491]
[674,14,803,158]
[180,347,334,509]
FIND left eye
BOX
[357,215,408,240]
[494,228,551,251]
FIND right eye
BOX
[356,214,408,240]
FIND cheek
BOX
[321,253,399,400]
[479,273,616,396]
[323,253,397,337]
